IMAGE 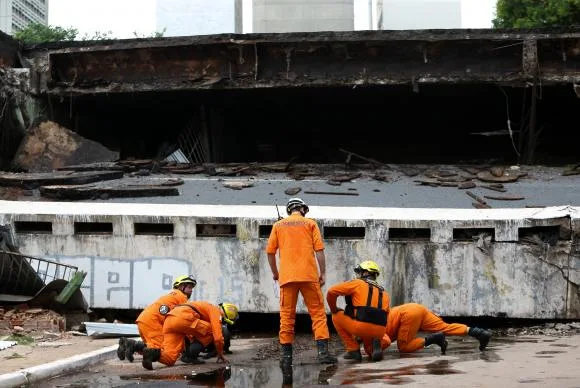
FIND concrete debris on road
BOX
[0,340,17,351]
[11,121,119,173]
[223,181,254,190]
[0,171,124,189]
[0,308,66,334]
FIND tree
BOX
[132,27,167,39]
[493,0,580,28]
[14,22,78,44]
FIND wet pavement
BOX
[39,333,580,387]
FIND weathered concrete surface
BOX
[18,27,580,95]
[0,200,578,318]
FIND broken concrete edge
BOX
[0,344,117,388]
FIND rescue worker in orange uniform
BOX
[266,197,337,368]
[327,260,390,362]
[117,275,196,362]
[141,301,239,370]
[380,303,492,354]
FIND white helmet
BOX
[286,197,309,215]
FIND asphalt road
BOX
[86,165,580,209]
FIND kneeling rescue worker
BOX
[118,274,196,362]
[326,260,390,362]
[141,301,239,370]
[380,302,492,354]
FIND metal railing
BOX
[0,251,78,296]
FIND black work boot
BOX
[222,324,233,354]
[343,349,362,362]
[201,343,218,359]
[142,348,161,370]
[181,341,205,364]
[280,344,293,368]
[371,338,383,361]
[424,332,448,355]
[117,338,127,360]
[316,339,338,364]
[468,327,492,351]
[125,339,145,363]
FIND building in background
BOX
[377,0,461,30]
[369,0,495,30]
[156,0,243,36]
[253,0,354,33]
[0,0,48,35]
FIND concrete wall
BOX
[1,201,578,318]
[156,0,243,36]
[253,0,354,33]
[380,0,462,30]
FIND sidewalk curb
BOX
[0,344,117,388]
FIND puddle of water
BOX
[548,343,573,347]
[117,362,327,387]
[45,339,511,387]
[333,359,464,385]
[535,350,565,354]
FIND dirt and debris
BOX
[0,170,124,189]
[12,121,118,173]
[39,180,181,200]
[494,322,580,337]
[222,181,254,190]
[562,163,580,176]
[0,307,66,334]
[284,187,301,196]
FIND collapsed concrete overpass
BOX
[5,27,579,167]
[1,28,579,319]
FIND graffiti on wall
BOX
[49,256,247,309]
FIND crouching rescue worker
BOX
[118,275,196,362]
[266,197,337,368]
[326,260,390,362]
[380,303,492,354]
[141,301,239,370]
[197,322,234,359]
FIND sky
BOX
[49,0,497,39]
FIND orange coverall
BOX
[135,290,189,349]
[381,303,468,352]
[327,279,390,353]
[266,213,329,344]
[158,301,225,366]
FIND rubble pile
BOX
[0,307,66,335]
[494,322,580,337]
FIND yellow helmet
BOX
[355,260,380,275]
[173,275,197,289]
[220,302,239,325]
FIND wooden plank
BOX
[40,184,179,200]
[484,194,525,201]
[303,191,359,196]
[0,171,124,189]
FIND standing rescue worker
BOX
[266,197,337,367]
[118,275,196,362]
[326,260,390,362]
[141,301,239,370]
[380,303,492,354]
